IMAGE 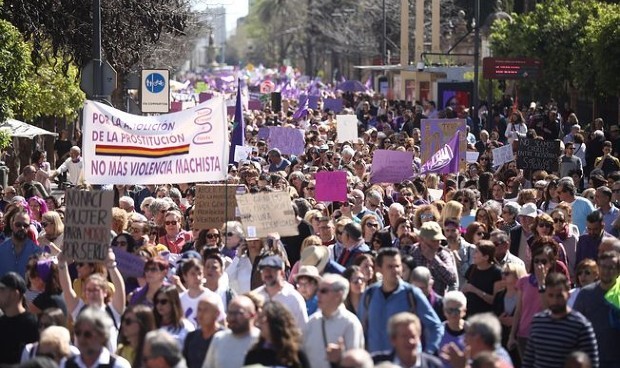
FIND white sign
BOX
[492,144,515,167]
[466,151,479,163]
[83,96,229,185]
[336,115,358,142]
[141,69,170,113]
[233,145,252,162]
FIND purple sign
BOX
[324,98,344,113]
[112,247,145,279]
[315,171,347,201]
[419,131,460,175]
[268,127,305,155]
[370,150,414,183]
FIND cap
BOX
[419,221,447,241]
[258,255,284,270]
[518,203,538,218]
[300,246,329,273]
[0,272,27,294]
[294,265,322,283]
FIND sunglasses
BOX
[206,233,220,239]
[75,330,94,339]
[306,187,316,190]
[366,223,379,228]
[577,270,592,276]
[480,157,489,161]
[533,258,548,265]
[155,299,169,305]
[537,223,553,228]
[552,218,564,223]
[165,221,177,226]
[318,288,335,294]
[420,213,435,220]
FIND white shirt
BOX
[254,282,309,329]
[226,256,252,294]
[302,305,365,368]
[70,300,120,353]
[179,288,226,328]
[202,328,260,368]
[60,347,131,368]
[58,157,84,185]
[159,318,195,348]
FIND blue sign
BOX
[145,73,166,93]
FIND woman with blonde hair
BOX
[493,262,527,358]
[37,211,65,254]
[440,200,464,228]
[303,209,323,234]
[360,214,381,245]
[288,235,322,283]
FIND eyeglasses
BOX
[479,157,489,161]
[533,258,548,265]
[420,213,435,220]
[306,187,316,190]
[577,270,592,276]
[366,223,379,228]
[444,307,462,315]
[13,222,29,228]
[350,277,366,284]
[537,223,553,229]
[165,221,178,226]
[155,298,169,305]
[144,267,161,273]
[74,330,94,339]
[206,233,220,239]
[318,288,336,294]
[552,218,565,223]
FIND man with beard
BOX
[253,255,308,328]
[522,273,599,368]
[0,210,41,278]
[202,295,260,368]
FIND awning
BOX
[0,119,58,139]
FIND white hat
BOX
[518,203,538,218]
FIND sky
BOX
[192,0,250,34]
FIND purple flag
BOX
[419,131,461,175]
[293,95,309,119]
[229,79,244,164]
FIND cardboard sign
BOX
[336,115,359,143]
[235,191,299,237]
[112,247,145,278]
[268,127,305,155]
[516,138,560,172]
[194,185,241,230]
[370,150,414,183]
[492,144,515,167]
[64,190,114,263]
[315,171,348,201]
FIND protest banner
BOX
[370,150,414,183]
[194,184,241,230]
[112,247,145,278]
[336,115,359,143]
[83,96,228,185]
[466,151,479,163]
[421,119,467,171]
[324,98,344,113]
[315,171,348,201]
[517,138,560,172]
[492,144,515,167]
[235,191,299,237]
[63,189,114,263]
[267,126,305,155]
[234,145,252,162]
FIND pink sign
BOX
[315,171,347,202]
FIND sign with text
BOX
[370,150,414,183]
[267,127,305,155]
[83,97,228,184]
[516,138,560,172]
[492,144,515,167]
[466,151,479,163]
[315,171,348,202]
[483,58,542,80]
[141,69,170,113]
[194,184,241,230]
[235,191,299,237]
[64,190,113,263]
[112,247,145,278]
[421,119,467,171]
[336,115,359,143]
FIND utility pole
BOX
[400,0,408,67]
[93,0,103,100]
[382,0,387,65]
[473,0,480,126]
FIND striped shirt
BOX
[522,309,599,368]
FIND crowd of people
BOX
[0,92,619,368]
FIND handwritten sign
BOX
[235,191,299,237]
[336,115,359,143]
[492,144,514,167]
[64,189,113,263]
[370,150,414,183]
[234,145,252,162]
[112,247,145,278]
[516,138,560,172]
[315,171,348,201]
[194,185,241,230]
[268,127,305,155]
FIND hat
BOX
[518,203,538,218]
[0,272,27,294]
[294,265,322,283]
[258,255,284,270]
[571,124,581,131]
[301,246,329,273]
[419,221,447,241]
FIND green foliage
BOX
[0,18,30,122]
[0,130,11,150]
[490,0,620,98]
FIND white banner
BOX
[492,144,515,167]
[83,96,229,184]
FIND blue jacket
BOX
[358,280,443,354]
[0,238,41,278]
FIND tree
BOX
[0,18,30,122]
